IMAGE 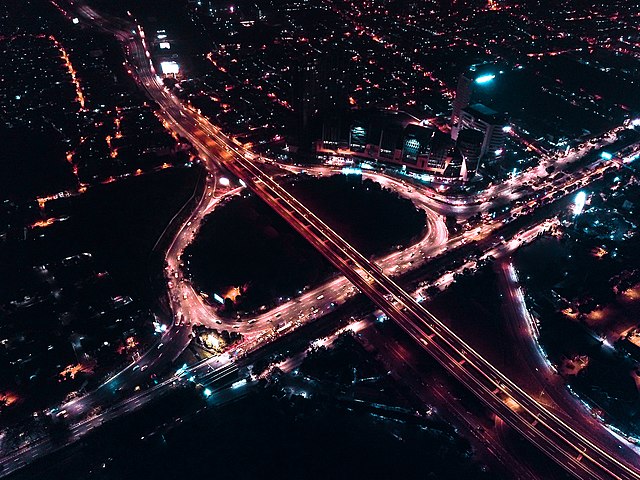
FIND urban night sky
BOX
[1,0,640,479]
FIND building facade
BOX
[454,103,507,158]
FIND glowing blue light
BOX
[375,311,387,323]
[341,167,362,175]
[213,293,225,304]
[203,388,212,397]
[153,321,167,333]
[475,74,495,84]
[600,151,613,160]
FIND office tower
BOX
[456,128,485,176]
[451,64,499,139]
[349,120,368,153]
[455,104,507,157]
[292,49,350,149]
[401,124,436,166]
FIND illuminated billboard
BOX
[160,61,180,75]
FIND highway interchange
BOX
[2,2,640,479]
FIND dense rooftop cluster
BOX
[173,0,638,176]
[0,0,196,412]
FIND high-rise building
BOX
[316,112,480,181]
[423,135,456,174]
[399,124,458,176]
[455,104,508,158]
[320,116,342,150]
[292,49,350,149]
[451,74,474,131]
[456,128,485,179]
[349,120,368,153]
[378,124,403,160]
[401,124,435,166]
[451,64,500,139]
[443,148,464,178]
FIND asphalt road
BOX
[2,2,640,479]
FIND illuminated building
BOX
[456,128,485,177]
[451,64,500,139]
[320,113,344,150]
[377,123,401,160]
[160,61,180,76]
[454,104,507,158]
[316,112,476,181]
[401,124,437,167]
[190,0,234,20]
[349,121,368,153]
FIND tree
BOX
[445,215,460,233]
[223,297,234,312]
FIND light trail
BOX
[9,3,639,480]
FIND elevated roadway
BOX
[54,3,640,479]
